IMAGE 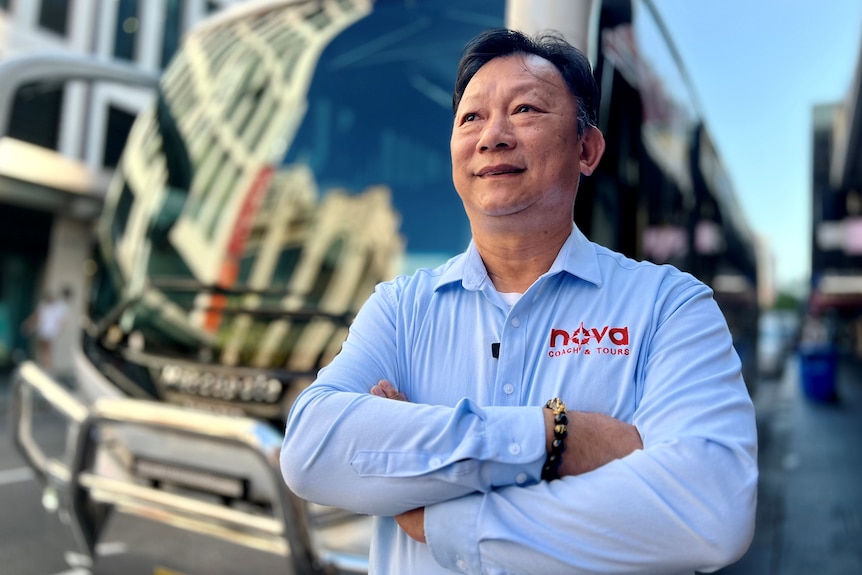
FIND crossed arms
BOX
[281,279,758,573]
[372,376,643,543]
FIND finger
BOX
[377,380,396,396]
[371,379,394,397]
[371,380,408,401]
[384,385,405,400]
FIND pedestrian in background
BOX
[281,28,758,574]
[21,285,71,373]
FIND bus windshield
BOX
[90,1,506,386]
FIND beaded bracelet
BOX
[541,397,568,481]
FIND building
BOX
[0,0,242,372]
[809,28,862,355]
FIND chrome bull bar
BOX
[10,360,370,574]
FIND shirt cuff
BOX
[425,492,484,574]
[477,405,546,487]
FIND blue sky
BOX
[651,0,862,292]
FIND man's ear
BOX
[579,126,605,176]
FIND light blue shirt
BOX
[281,227,758,574]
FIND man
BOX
[281,29,757,574]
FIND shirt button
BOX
[503,383,514,394]
[456,559,468,571]
[516,472,528,484]
[429,457,441,467]
[509,443,521,455]
[511,317,521,328]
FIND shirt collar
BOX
[434,225,603,292]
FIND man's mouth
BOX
[477,165,525,177]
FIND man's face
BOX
[450,54,589,227]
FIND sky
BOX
[650,0,862,293]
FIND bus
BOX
[10,1,759,573]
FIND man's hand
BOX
[395,507,426,543]
[545,409,643,477]
[370,379,408,401]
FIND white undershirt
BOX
[498,291,523,308]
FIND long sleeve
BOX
[423,280,758,575]
[280,277,548,516]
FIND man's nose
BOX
[478,114,514,151]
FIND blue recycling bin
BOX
[797,344,838,402]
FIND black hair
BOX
[452,28,599,137]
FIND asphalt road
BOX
[0,407,86,575]
[0,380,325,575]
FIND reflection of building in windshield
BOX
[214,165,403,371]
[113,0,374,287]
[98,0,407,373]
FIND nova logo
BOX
[549,324,629,348]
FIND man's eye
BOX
[463,113,477,122]
[516,105,533,113]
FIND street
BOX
[0,407,84,575]
[0,377,321,575]
[718,352,862,574]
